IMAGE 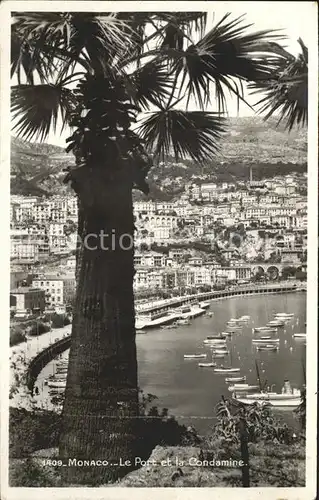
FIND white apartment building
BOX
[134,252,166,267]
[32,274,76,306]
[11,240,39,263]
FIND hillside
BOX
[10,117,307,197]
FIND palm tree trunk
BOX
[59,165,139,485]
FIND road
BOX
[10,324,71,411]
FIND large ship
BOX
[135,309,179,330]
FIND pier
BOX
[12,282,304,398]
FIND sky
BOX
[10,1,315,147]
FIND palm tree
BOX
[11,11,287,484]
[249,38,308,130]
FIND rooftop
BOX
[10,287,43,294]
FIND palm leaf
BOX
[249,39,308,130]
[127,60,173,109]
[137,109,226,162]
[156,12,208,50]
[11,84,76,141]
[168,13,285,112]
[12,12,134,81]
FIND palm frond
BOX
[11,84,77,141]
[137,109,226,163]
[12,12,134,81]
[168,13,285,112]
[249,39,308,130]
[127,60,173,109]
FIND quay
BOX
[136,282,304,316]
[11,282,305,403]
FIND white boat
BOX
[252,338,280,344]
[274,313,294,318]
[212,349,229,355]
[161,323,177,329]
[207,312,214,317]
[184,354,207,359]
[239,315,250,321]
[136,310,179,330]
[198,362,216,367]
[199,301,211,309]
[56,367,68,373]
[221,331,232,336]
[178,304,206,319]
[256,344,279,351]
[228,384,259,392]
[266,320,285,327]
[225,376,246,383]
[253,327,277,333]
[233,380,301,407]
[214,367,240,373]
[211,353,226,358]
[176,318,191,326]
[203,341,227,346]
[293,333,307,338]
[233,390,301,407]
[47,380,66,388]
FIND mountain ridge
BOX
[11,117,307,197]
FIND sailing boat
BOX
[232,362,301,407]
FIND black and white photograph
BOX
[1,1,317,497]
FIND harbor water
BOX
[35,292,306,434]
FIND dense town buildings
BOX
[10,171,307,314]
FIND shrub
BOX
[9,407,60,458]
[51,314,70,328]
[10,326,26,347]
[28,322,50,336]
[135,391,198,461]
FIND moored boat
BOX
[256,344,279,351]
[176,318,191,326]
[203,339,227,345]
[198,362,216,367]
[228,384,259,392]
[176,304,205,319]
[47,380,66,388]
[184,354,207,359]
[161,323,177,329]
[253,327,277,333]
[225,376,246,383]
[266,320,285,327]
[232,380,301,407]
[293,333,306,338]
[206,334,226,340]
[233,389,301,406]
[212,349,229,355]
[211,353,226,358]
[214,366,240,373]
[199,301,211,309]
[274,312,294,318]
[252,338,280,344]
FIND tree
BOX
[281,266,297,279]
[250,39,307,130]
[11,11,287,485]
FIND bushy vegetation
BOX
[9,407,61,458]
[9,393,305,487]
[50,314,71,329]
[10,326,26,346]
[28,322,50,336]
